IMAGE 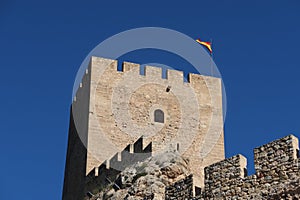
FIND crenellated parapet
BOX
[202,134,299,199]
[203,154,247,192]
[254,135,299,179]
[165,134,300,199]
[84,136,152,197]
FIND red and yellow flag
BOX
[196,39,212,54]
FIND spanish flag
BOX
[196,39,212,54]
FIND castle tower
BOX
[62,56,225,199]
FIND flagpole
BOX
[210,38,213,77]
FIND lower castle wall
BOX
[200,157,299,199]
[165,175,194,200]
[165,135,300,200]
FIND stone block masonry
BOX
[165,135,300,199]
[165,175,194,200]
[63,56,226,200]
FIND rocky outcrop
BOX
[89,151,191,200]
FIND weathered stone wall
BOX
[165,175,194,200]
[165,135,300,199]
[202,135,299,199]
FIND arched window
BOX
[154,109,164,123]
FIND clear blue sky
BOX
[1,1,300,199]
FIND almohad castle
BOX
[62,56,300,200]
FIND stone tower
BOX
[62,56,225,199]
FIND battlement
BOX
[165,134,300,199]
[87,56,220,85]
[203,135,299,197]
[85,136,152,196]
[88,136,152,177]
[73,67,90,103]
[204,154,247,189]
[254,135,299,175]
[106,137,152,172]
[72,56,222,118]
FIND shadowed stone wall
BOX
[62,110,87,200]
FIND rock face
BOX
[90,151,191,200]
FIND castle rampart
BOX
[165,135,300,199]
